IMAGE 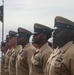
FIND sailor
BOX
[16,27,36,75]
[30,23,53,75]
[46,16,74,75]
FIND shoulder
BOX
[44,45,53,54]
[64,44,74,60]
[26,44,36,51]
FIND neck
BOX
[23,41,29,48]
[38,40,47,48]
[13,44,17,48]
[58,40,71,49]
[9,45,13,49]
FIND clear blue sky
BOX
[0,0,74,43]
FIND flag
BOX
[0,5,3,22]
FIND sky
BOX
[0,0,74,43]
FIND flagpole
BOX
[2,0,4,41]
[1,0,4,67]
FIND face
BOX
[52,29,72,48]
[17,36,24,45]
[17,36,28,46]
[5,40,10,49]
[1,46,7,53]
[32,43,39,48]
[32,33,44,44]
[9,37,17,45]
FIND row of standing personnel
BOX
[1,16,74,75]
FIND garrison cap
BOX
[54,16,74,29]
[34,23,52,34]
[9,30,17,38]
[17,27,32,37]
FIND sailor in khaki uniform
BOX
[46,16,74,75]
[1,41,8,75]
[16,27,36,75]
[4,31,17,75]
[1,35,11,75]
[9,45,22,75]
[9,30,23,75]
[30,23,53,75]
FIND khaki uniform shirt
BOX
[16,43,36,75]
[4,48,14,75]
[9,45,22,75]
[1,54,5,75]
[30,42,53,75]
[46,41,74,75]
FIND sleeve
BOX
[26,49,35,70]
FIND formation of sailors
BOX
[1,16,74,75]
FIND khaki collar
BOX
[39,42,49,53]
[59,41,73,53]
[23,43,30,50]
